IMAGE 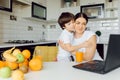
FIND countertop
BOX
[0,62,120,80]
[0,40,108,48]
[0,40,57,48]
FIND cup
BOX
[75,51,83,62]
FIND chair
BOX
[47,46,58,61]
[33,46,58,62]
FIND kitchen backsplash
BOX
[0,12,62,43]
[0,12,43,42]
[87,19,119,43]
[0,11,119,43]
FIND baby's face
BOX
[64,20,75,32]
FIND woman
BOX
[59,12,102,61]
[72,12,102,61]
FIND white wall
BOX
[0,2,47,43]
[87,19,119,43]
[118,0,120,30]
[46,23,62,41]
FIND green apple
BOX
[0,66,11,78]
[16,53,25,63]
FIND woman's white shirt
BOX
[57,29,74,62]
[72,31,103,61]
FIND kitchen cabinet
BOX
[61,0,80,8]
[46,0,80,21]
[105,0,118,18]
[59,0,80,15]
[0,42,56,60]
[20,6,32,19]
[13,0,47,22]
[80,0,105,6]
[14,0,44,5]
[60,6,80,15]
[20,2,47,22]
[46,0,61,21]
[13,0,31,5]
[79,0,118,19]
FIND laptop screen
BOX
[104,34,120,72]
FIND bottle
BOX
[42,32,45,41]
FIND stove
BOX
[6,40,35,44]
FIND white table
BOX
[0,62,120,80]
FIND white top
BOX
[72,31,102,60]
[57,29,74,62]
[1,62,120,80]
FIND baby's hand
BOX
[58,40,66,49]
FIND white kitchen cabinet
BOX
[80,0,105,5]
[21,6,31,18]
[60,6,80,15]
[14,0,46,6]
[20,2,47,22]
[14,0,31,5]
[105,0,118,18]
[46,0,61,21]
[31,0,46,6]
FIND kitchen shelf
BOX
[24,17,59,23]
[105,8,118,11]
[89,17,118,21]
[46,20,57,23]
[61,0,80,8]
[24,17,46,23]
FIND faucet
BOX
[41,32,45,41]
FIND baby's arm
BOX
[59,40,89,52]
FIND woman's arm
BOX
[83,35,97,61]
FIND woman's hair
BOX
[75,12,88,23]
[58,12,74,29]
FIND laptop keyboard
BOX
[73,60,105,71]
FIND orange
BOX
[75,51,83,62]
[0,60,5,68]
[22,49,31,59]
[29,58,43,71]
[19,59,29,67]
[5,61,18,70]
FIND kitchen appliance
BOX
[81,4,104,19]
[6,40,35,44]
[32,2,46,20]
[0,0,12,12]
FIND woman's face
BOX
[75,17,87,34]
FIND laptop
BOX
[73,34,120,74]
